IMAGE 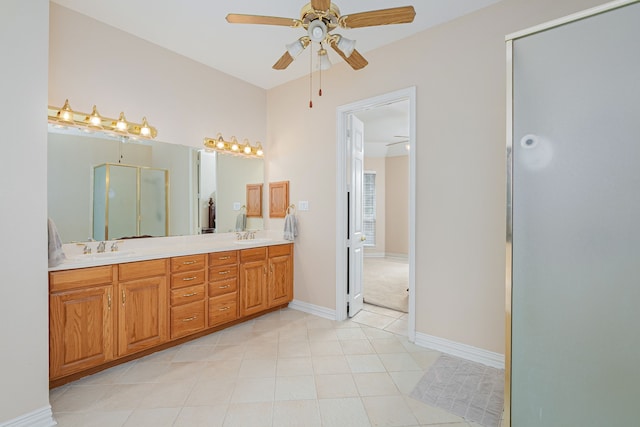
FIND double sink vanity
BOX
[48,233,293,387]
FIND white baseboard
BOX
[0,406,56,427]
[288,299,336,320]
[415,332,504,369]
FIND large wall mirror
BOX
[47,127,264,243]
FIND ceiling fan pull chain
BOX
[309,44,313,108]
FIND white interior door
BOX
[348,114,365,317]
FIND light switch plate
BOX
[298,201,309,211]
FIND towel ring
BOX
[287,204,295,215]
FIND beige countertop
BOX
[49,231,291,271]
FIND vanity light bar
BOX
[203,134,264,157]
[47,99,158,139]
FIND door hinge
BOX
[347,302,350,315]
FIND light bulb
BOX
[308,20,327,43]
[231,137,239,151]
[88,105,102,126]
[243,139,252,154]
[140,117,151,137]
[256,143,263,157]
[116,112,128,131]
[59,99,74,122]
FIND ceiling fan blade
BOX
[330,44,368,70]
[226,13,301,27]
[272,52,294,70]
[311,0,331,11]
[339,6,416,29]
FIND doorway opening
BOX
[335,87,416,341]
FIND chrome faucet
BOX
[110,241,119,252]
[83,244,92,254]
[97,241,106,253]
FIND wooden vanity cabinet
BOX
[117,259,168,356]
[170,254,206,339]
[239,247,269,316]
[49,266,115,380]
[268,244,294,307]
[208,250,239,327]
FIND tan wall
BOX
[265,0,607,353]
[385,156,409,257]
[0,0,50,423]
[364,157,386,256]
[48,4,266,150]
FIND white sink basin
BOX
[72,250,136,261]
[233,238,272,245]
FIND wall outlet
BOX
[233,202,241,211]
[298,201,309,211]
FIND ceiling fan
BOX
[226,1,416,71]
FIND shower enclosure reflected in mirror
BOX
[47,126,264,243]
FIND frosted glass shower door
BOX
[510,3,640,426]
[140,168,168,237]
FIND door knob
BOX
[361,236,366,241]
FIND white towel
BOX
[283,213,298,241]
[235,213,247,231]
[48,218,66,267]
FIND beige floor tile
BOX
[137,381,193,409]
[173,405,228,427]
[276,357,314,377]
[385,318,409,336]
[406,397,467,425]
[200,359,242,380]
[72,363,132,386]
[185,378,236,406]
[230,377,275,403]
[172,345,216,362]
[390,371,424,395]
[52,384,113,413]
[319,397,371,427]
[208,344,246,361]
[346,354,386,373]
[154,362,206,384]
[244,342,279,359]
[278,341,312,358]
[92,383,156,411]
[363,395,420,427]
[409,351,442,370]
[336,327,368,340]
[312,355,351,375]
[275,375,317,400]
[278,325,308,341]
[353,372,401,397]
[363,303,406,318]
[238,358,277,378]
[362,325,399,340]
[340,339,376,355]
[309,340,344,356]
[114,361,171,384]
[379,353,423,372]
[308,327,340,342]
[371,337,408,354]
[352,311,397,330]
[223,402,273,427]
[122,407,180,427]
[315,373,359,399]
[54,410,132,427]
[273,400,321,427]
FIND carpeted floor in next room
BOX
[363,257,409,313]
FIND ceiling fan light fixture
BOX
[336,35,356,58]
[286,38,306,57]
[317,47,331,70]
[307,19,327,43]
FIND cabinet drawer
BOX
[208,293,238,327]
[170,254,206,273]
[268,243,292,258]
[208,277,237,298]
[240,247,267,262]
[171,300,206,339]
[170,284,206,306]
[119,259,167,281]
[171,269,205,289]
[50,265,114,292]
[209,250,238,267]
[209,264,238,281]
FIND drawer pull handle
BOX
[218,307,229,311]
[182,292,198,297]
[218,270,231,275]
[182,260,197,265]
[219,285,230,289]
[219,256,230,260]
[182,316,197,322]
[182,276,197,281]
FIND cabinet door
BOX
[269,254,292,307]
[118,276,167,356]
[239,260,268,316]
[50,285,113,379]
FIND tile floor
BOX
[50,304,485,427]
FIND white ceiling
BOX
[51,0,502,90]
